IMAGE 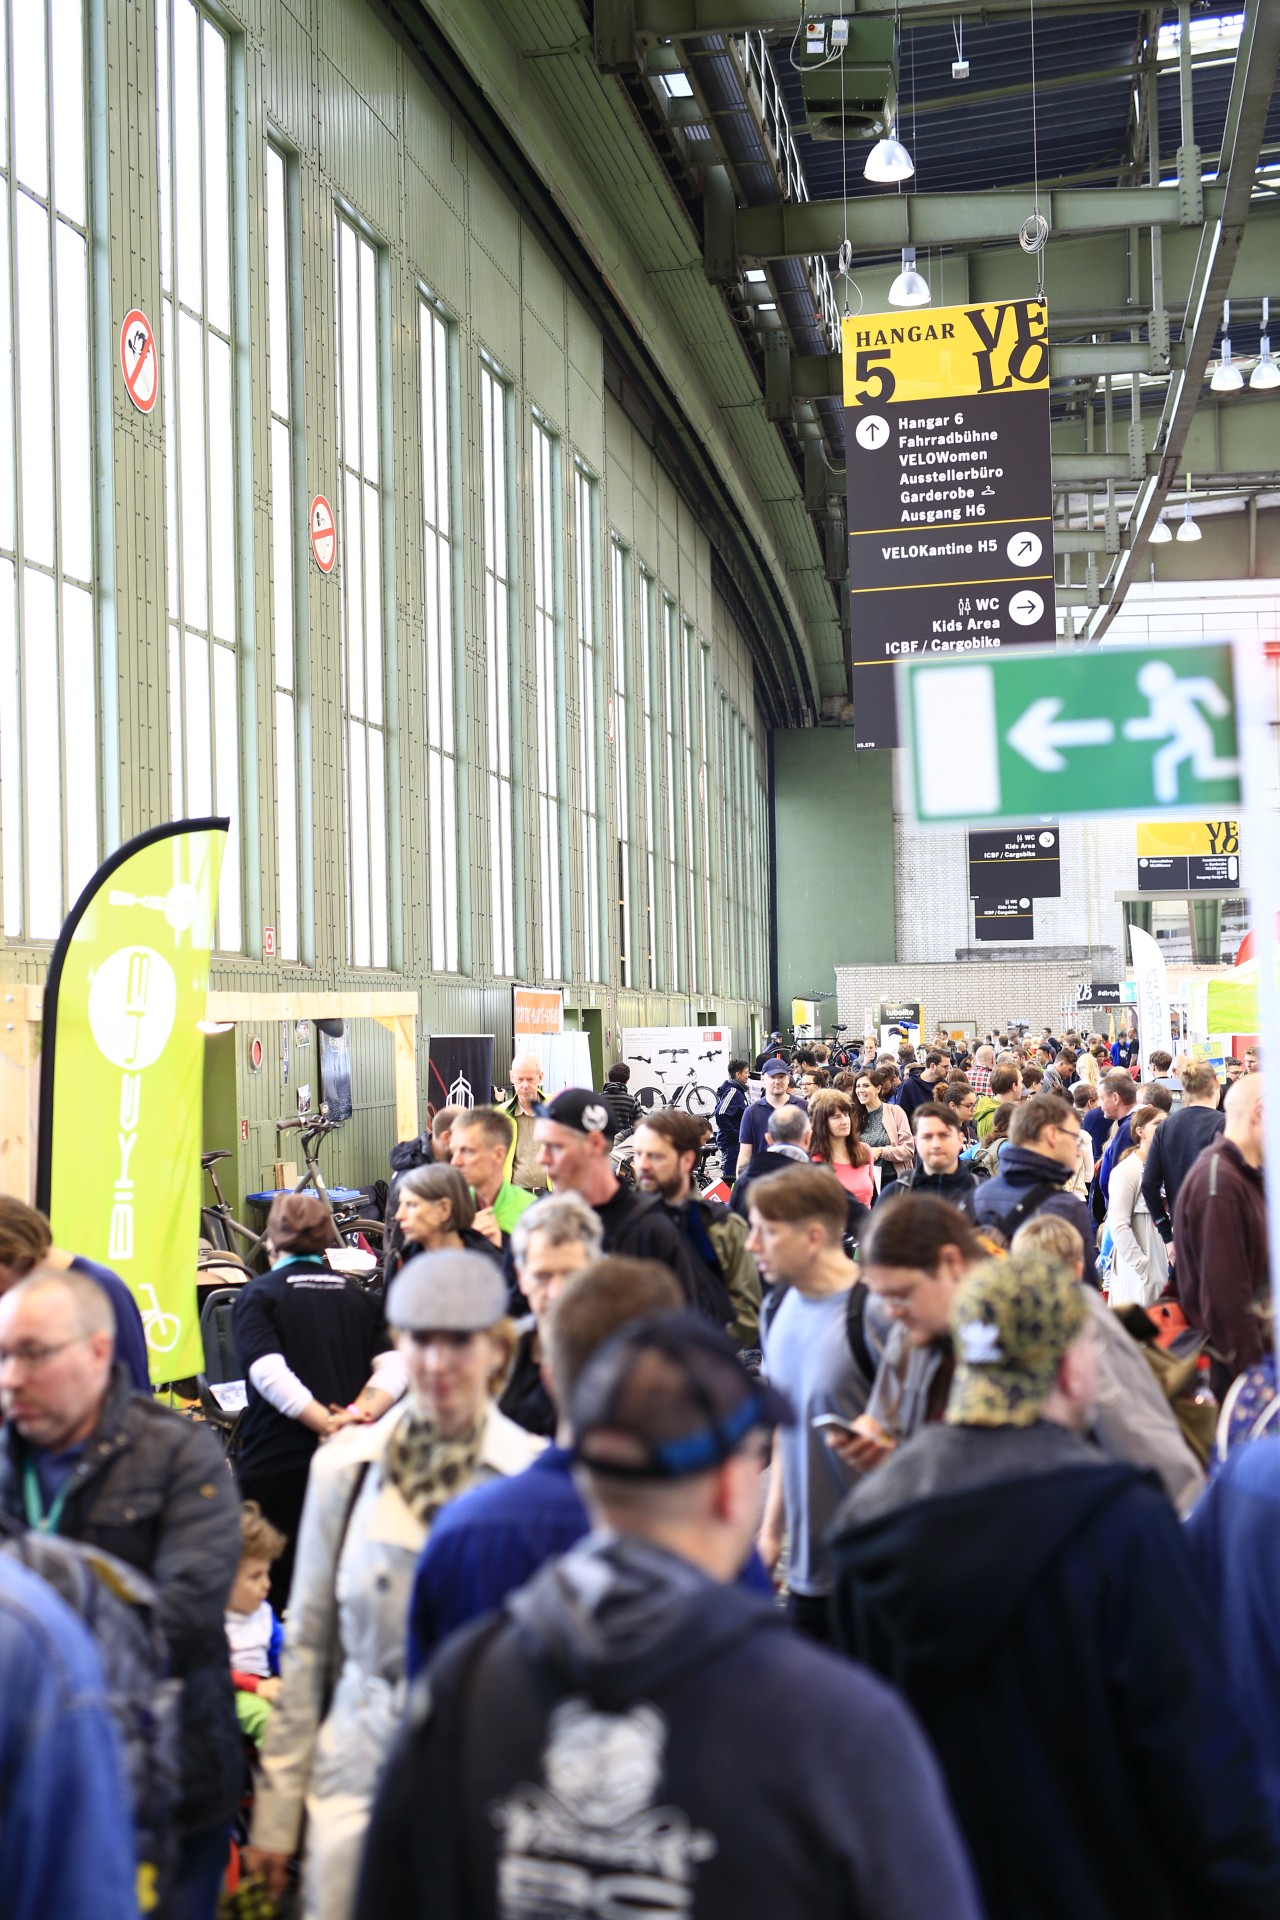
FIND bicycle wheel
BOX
[683,1084,717,1119]
[635,1084,665,1113]
[338,1217,384,1245]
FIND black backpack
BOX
[969,1178,1065,1246]
[0,1514,182,1897]
[760,1278,878,1391]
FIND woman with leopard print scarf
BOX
[245,1249,546,1920]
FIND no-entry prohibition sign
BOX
[310,494,336,574]
[119,309,158,414]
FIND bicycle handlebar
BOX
[275,1114,339,1135]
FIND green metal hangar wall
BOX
[2,0,1276,1197]
[1,0,828,1205]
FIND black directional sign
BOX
[968,825,1061,899]
[1136,819,1240,892]
[844,299,1057,748]
[974,896,1034,941]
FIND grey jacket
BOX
[0,1365,242,1834]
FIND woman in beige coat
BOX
[245,1251,544,1920]
[1105,1107,1169,1308]
[853,1066,916,1183]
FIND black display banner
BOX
[974,896,1034,941]
[426,1035,496,1118]
[968,825,1060,899]
[1076,983,1124,1009]
[843,299,1056,748]
[1137,853,1242,892]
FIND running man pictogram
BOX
[1121,660,1240,803]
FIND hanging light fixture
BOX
[1148,510,1173,545]
[1210,300,1244,392]
[1175,475,1201,543]
[888,247,930,306]
[1250,296,1280,390]
[864,127,915,183]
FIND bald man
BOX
[1172,1074,1268,1399]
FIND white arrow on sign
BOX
[1006,698,1115,772]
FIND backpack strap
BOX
[844,1279,877,1384]
[991,1179,1068,1244]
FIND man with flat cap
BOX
[830,1253,1280,1920]
[533,1090,729,1326]
[356,1312,982,1920]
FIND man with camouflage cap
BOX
[830,1253,1280,1920]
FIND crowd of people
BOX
[0,1014,1277,1920]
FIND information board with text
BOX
[844,299,1056,748]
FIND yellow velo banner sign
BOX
[842,299,1050,408]
[37,819,228,1383]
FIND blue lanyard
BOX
[22,1457,71,1535]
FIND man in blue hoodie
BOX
[361,1315,983,1920]
[831,1254,1280,1920]
[1185,1430,1280,1832]
[407,1254,685,1674]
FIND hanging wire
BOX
[907,23,917,197]
[837,30,862,313]
[1019,0,1049,292]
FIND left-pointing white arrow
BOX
[1006,698,1115,772]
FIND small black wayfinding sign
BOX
[974,897,1034,942]
[968,825,1061,899]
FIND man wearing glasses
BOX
[969,1093,1102,1288]
[0,1269,241,1920]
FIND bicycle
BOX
[825,1023,858,1073]
[633,1046,717,1118]
[200,1117,384,1275]
[273,1115,386,1255]
[200,1151,268,1267]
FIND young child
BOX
[225,1502,286,1744]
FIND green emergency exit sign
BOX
[899,640,1241,825]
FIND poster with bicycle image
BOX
[620,1028,731,1119]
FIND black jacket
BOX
[356,1532,983,1920]
[831,1424,1280,1920]
[1141,1102,1224,1243]
[712,1078,749,1151]
[599,1080,642,1135]
[969,1145,1100,1285]
[0,1367,242,1835]
[903,1161,978,1206]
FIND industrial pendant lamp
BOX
[864,122,915,184]
[1250,297,1280,390]
[888,247,930,306]
[1175,476,1201,543]
[1210,300,1244,392]
[1148,510,1173,545]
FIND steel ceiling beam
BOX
[1085,0,1280,638]
[721,185,1226,269]
[597,0,1149,61]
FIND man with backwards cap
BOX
[830,1254,1280,1920]
[356,1314,983,1920]
[533,1090,724,1325]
